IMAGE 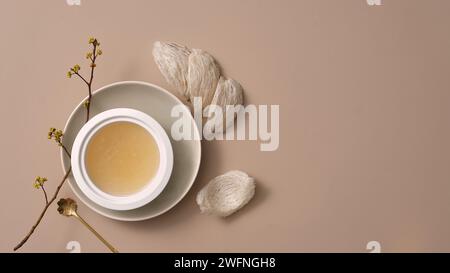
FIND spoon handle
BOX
[74,213,119,253]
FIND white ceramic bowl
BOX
[71,108,173,211]
[61,81,201,221]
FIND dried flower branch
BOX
[14,37,102,251]
[33,176,48,205]
[14,167,72,251]
[68,37,101,122]
[48,127,71,158]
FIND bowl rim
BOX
[71,108,174,211]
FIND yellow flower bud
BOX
[34,176,47,189]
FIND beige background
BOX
[1,0,450,252]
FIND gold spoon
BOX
[57,198,119,253]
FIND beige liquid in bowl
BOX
[85,121,160,196]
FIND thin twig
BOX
[73,72,89,86]
[61,144,71,158]
[41,185,48,205]
[85,43,97,122]
[13,167,72,251]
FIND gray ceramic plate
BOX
[61,81,201,221]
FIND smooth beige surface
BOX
[2,0,450,252]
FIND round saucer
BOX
[61,81,201,221]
